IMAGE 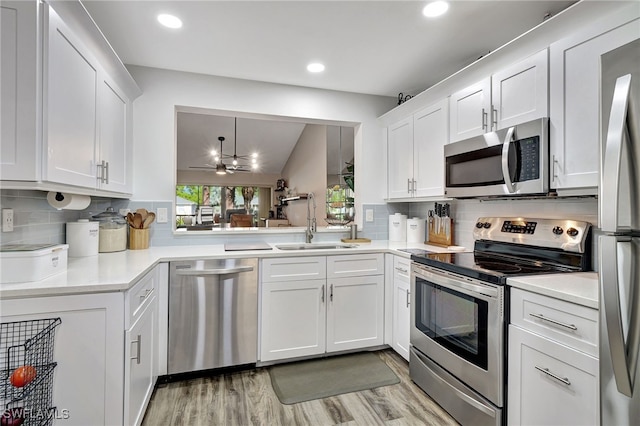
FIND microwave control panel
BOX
[515,136,540,182]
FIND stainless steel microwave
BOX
[444,117,549,198]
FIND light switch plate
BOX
[365,209,374,222]
[157,207,168,223]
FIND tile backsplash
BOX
[1,190,598,250]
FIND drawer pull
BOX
[321,285,325,303]
[330,284,334,302]
[535,365,571,386]
[131,334,141,365]
[395,267,408,274]
[406,291,410,308]
[529,313,577,331]
[139,288,152,302]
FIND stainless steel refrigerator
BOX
[599,38,640,425]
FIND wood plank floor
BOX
[142,349,458,425]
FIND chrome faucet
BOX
[305,192,317,243]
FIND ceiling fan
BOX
[189,118,258,175]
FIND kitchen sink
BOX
[275,243,358,250]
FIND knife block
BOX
[427,217,454,247]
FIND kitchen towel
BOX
[389,213,407,242]
[407,217,426,243]
[47,191,91,210]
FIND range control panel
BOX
[473,217,592,253]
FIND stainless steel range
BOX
[409,217,592,426]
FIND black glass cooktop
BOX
[411,251,579,285]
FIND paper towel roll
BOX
[407,217,426,243]
[389,213,407,242]
[47,192,91,210]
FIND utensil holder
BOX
[129,228,149,250]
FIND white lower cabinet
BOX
[508,288,599,425]
[124,265,159,426]
[260,254,384,362]
[391,256,410,361]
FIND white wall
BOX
[128,66,395,220]
[281,124,327,226]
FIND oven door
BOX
[444,117,548,198]
[410,263,504,406]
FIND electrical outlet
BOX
[365,209,374,222]
[2,209,14,232]
[157,207,168,223]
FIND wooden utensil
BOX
[136,208,148,223]
[133,213,143,229]
[143,212,155,228]
[127,212,134,227]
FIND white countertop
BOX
[0,240,461,299]
[507,272,599,309]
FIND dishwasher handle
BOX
[175,266,254,276]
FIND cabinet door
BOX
[492,49,548,130]
[326,275,384,352]
[508,325,599,426]
[99,74,131,193]
[44,6,99,188]
[413,98,448,198]
[124,296,156,426]
[0,1,38,181]
[392,256,410,361]
[0,293,124,426]
[449,78,491,143]
[260,279,326,361]
[550,17,639,192]
[387,116,414,199]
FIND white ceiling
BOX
[83,0,577,176]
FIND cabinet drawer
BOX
[393,256,410,283]
[508,325,598,426]
[510,288,598,357]
[327,253,384,278]
[126,269,157,327]
[262,257,326,282]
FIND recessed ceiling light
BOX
[307,63,325,73]
[423,1,449,18]
[157,13,182,29]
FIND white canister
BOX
[407,217,426,243]
[389,213,407,242]
[66,219,99,257]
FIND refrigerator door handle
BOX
[600,74,632,232]
[600,235,636,397]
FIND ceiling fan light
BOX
[252,152,258,159]
[252,163,258,170]
[232,157,238,166]
[216,163,227,175]
[251,158,257,164]
[423,1,449,18]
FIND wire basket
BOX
[1,318,61,426]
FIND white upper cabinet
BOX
[492,49,548,130]
[0,1,38,181]
[449,49,548,143]
[0,1,139,196]
[449,78,491,143]
[387,116,414,199]
[550,16,639,194]
[387,98,449,200]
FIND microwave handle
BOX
[501,126,516,193]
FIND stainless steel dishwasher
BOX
[168,258,258,375]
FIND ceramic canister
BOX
[66,219,99,257]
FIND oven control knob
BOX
[483,222,491,229]
[552,226,564,235]
[476,222,484,229]
[566,227,579,237]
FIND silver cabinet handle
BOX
[492,106,498,129]
[529,312,577,331]
[552,155,559,179]
[139,288,153,302]
[501,126,516,193]
[535,365,570,386]
[412,179,417,194]
[104,161,109,184]
[321,284,325,303]
[131,334,141,364]
[407,178,411,194]
[482,108,488,131]
[330,284,334,302]
[176,266,254,276]
[395,266,408,274]
[406,290,410,308]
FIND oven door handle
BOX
[501,126,516,193]
[414,268,498,299]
